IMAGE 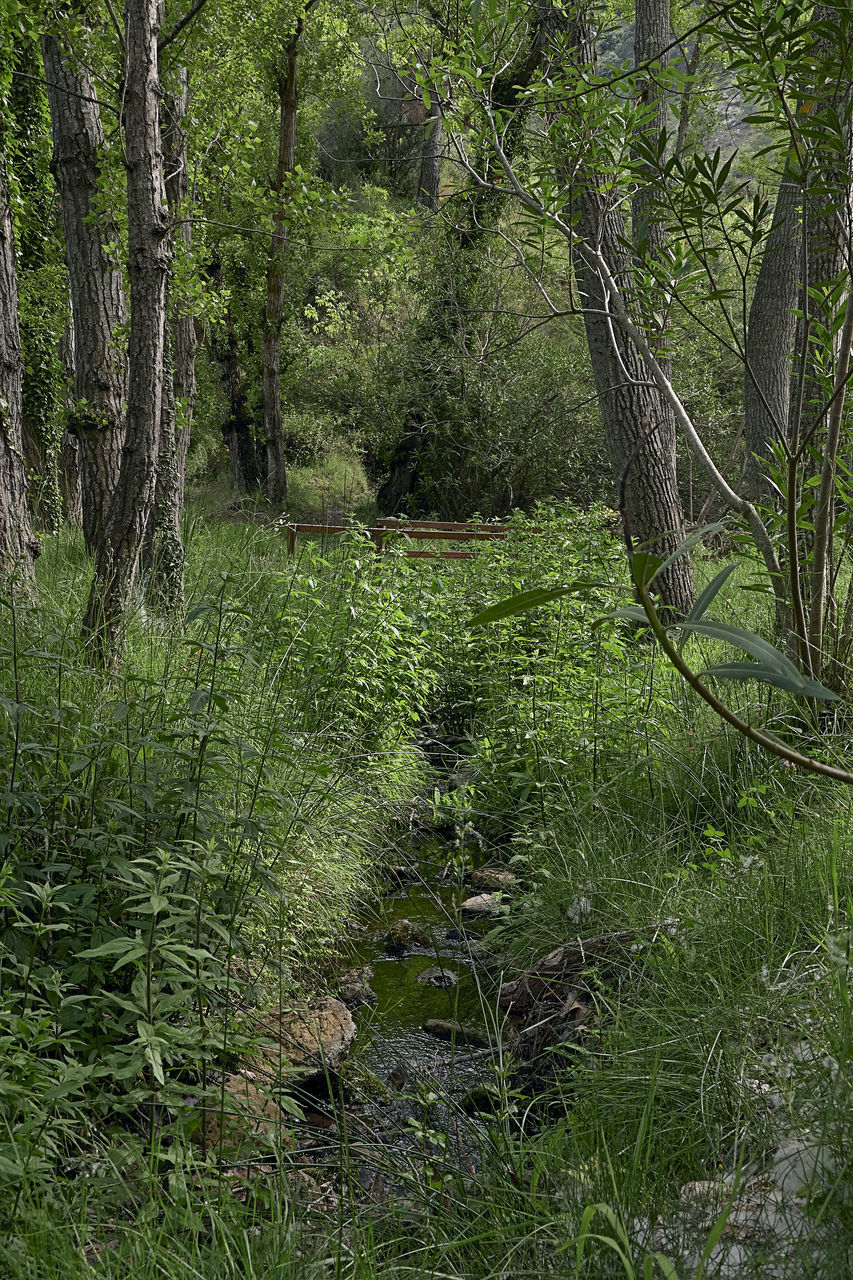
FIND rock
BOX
[416,965,458,988]
[384,918,431,954]
[337,966,377,1009]
[253,997,356,1079]
[422,1019,492,1048]
[469,868,518,893]
[460,893,503,916]
[193,1073,291,1153]
[387,1064,409,1090]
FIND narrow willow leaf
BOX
[468,581,604,627]
[593,605,650,629]
[686,563,738,624]
[675,619,801,676]
[631,553,662,588]
[702,661,840,700]
[647,522,727,587]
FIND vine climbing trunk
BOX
[82,0,168,659]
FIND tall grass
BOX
[1,504,851,1277]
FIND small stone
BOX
[422,1019,492,1048]
[460,893,503,916]
[416,965,458,988]
[338,966,376,1009]
[469,868,518,892]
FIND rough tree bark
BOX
[57,321,83,526]
[262,20,302,504]
[417,99,443,212]
[82,0,168,655]
[743,158,801,501]
[41,34,127,554]
[0,159,40,585]
[571,2,694,615]
[142,67,195,612]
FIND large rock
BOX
[193,1072,291,1154]
[253,997,356,1079]
[337,966,377,1009]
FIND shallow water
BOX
[344,858,500,1094]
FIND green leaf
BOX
[593,606,650,629]
[631,553,662,589]
[469,581,603,627]
[647,522,727,587]
[702,661,840,701]
[679,563,739,650]
[675,619,801,676]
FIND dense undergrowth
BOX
[1,503,851,1277]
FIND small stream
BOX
[346,867,498,1090]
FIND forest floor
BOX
[1,498,851,1279]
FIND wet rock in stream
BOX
[384,918,431,954]
[423,1019,492,1048]
[416,965,458,988]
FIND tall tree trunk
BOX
[572,4,693,615]
[58,321,83,526]
[142,67,194,612]
[41,34,127,554]
[262,22,301,504]
[0,160,39,586]
[417,100,442,212]
[208,247,260,492]
[673,35,702,162]
[83,0,168,657]
[743,159,801,500]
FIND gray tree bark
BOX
[0,159,39,585]
[743,160,801,500]
[41,34,127,554]
[262,21,301,504]
[142,67,194,612]
[57,321,83,526]
[83,0,168,656]
[572,3,694,615]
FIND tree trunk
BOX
[83,0,168,657]
[417,100,442,212]
[572,5,693,616]
[743,159,801,500]
[0,160,39,585]
[142,68,194,612]
[673,36,702,162]
[262,23,301,504]
[41,34,127,554]
[208,247,260,492]
[57,321,83,526]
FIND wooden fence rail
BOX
[285,519,535,558]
